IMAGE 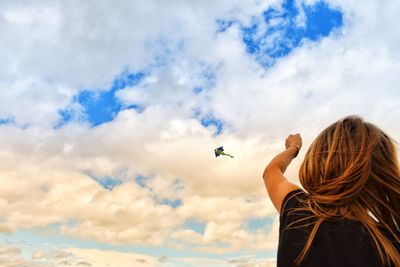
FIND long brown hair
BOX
[292,115,400,266]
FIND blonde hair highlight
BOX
[291,115,400,266]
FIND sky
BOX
[0,0,400,266]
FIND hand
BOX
[285,133,302,154]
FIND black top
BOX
[277,189,399,267]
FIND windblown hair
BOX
[292,115,400,266]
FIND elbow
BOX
[262,165,273,180]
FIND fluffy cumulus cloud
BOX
[1,0,400,266]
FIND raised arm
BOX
[262,134,302,213]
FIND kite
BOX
[214,146,234,158]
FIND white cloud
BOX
[1,244,278,267]
[32,250,45,260]
[1,0,400,264]
[0,245,76,267]
[65,247,158,267]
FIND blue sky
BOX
[55,0,342,134]
[1,0,399,266]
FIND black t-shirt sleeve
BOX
[277,189,311,267]
[280,189,305,230]
[280,189,304,215]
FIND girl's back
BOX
[278,189,400,267]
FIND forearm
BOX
[261,134,302,213]
[263,146,298,175]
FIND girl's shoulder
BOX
[280,189,308,215]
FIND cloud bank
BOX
[1,0,399,266]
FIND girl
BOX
[263,115,400,266]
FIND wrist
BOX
[287,145,300,157]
